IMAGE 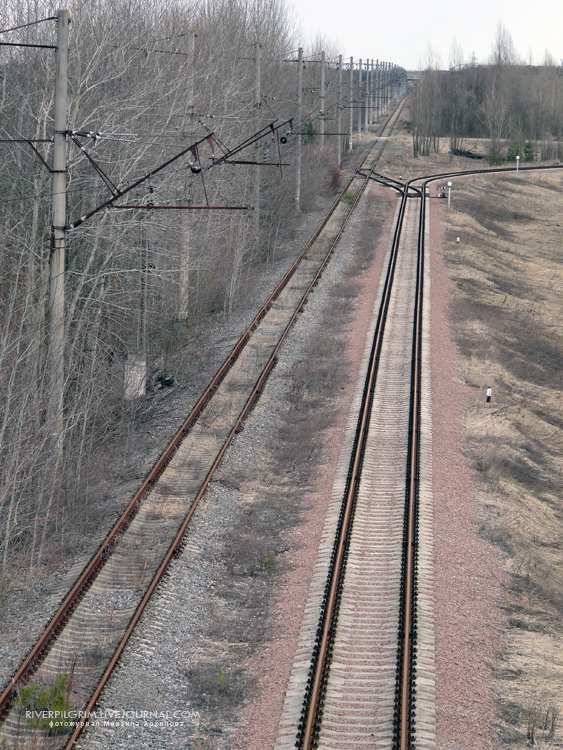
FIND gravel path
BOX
[429,194,507,750]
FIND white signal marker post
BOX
[447,180,453,209]
[516,154,520,172]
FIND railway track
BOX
[277,161,563,750]
[0,98,405,749]
[276,175,431,750]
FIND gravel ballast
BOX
[0,194,344,689]
[76,182,397,750]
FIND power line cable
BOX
[101,27,195,50]
[0,16,57,34]
[108,43,192,58]
[0,41,56,49]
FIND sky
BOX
[290,0,563,69]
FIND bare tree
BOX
[410,23,563,163]
[0,0,369,578]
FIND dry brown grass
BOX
[441,170,563,747]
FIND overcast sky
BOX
[291,0,563,69]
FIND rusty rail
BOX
[0,98,406,730]
[61,98,406,750]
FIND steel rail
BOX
[393,177,425,750]
[0,97,406,735]
[298,174,411,749]
[414,162,562,183]
[392,159,563,749]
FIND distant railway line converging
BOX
[0,97,406,750]
[278,160,562,750]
